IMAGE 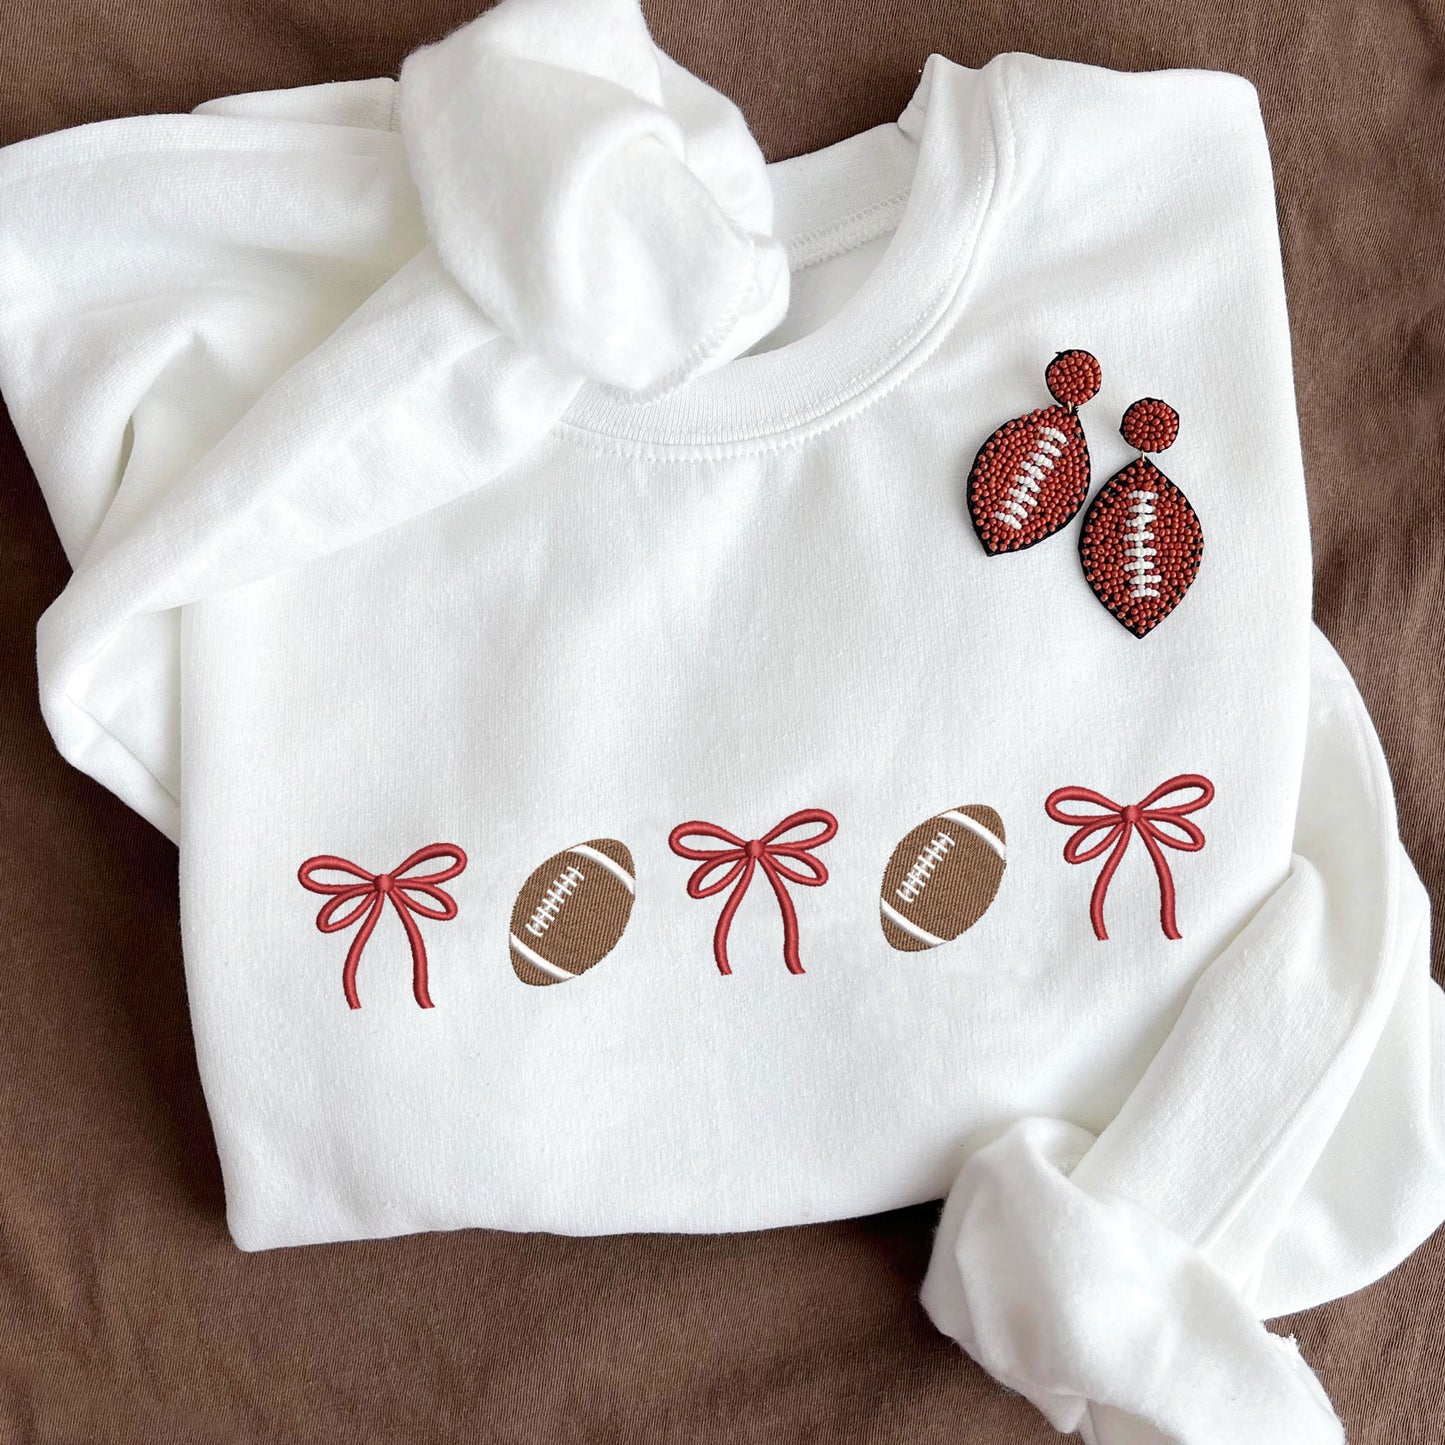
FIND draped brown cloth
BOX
[1,2,1441,1439]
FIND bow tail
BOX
[342,897,385,1009]
[710,859,756,976]
[760,859,806,975]
[1138,828,1182,940]
[1089,830,1134,942]
[390,894,436,1008]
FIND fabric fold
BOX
[396,0,789,395]
[922,1118,1344,1444]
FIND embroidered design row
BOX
[297,776,1214,1007]
[968,351,1205,638]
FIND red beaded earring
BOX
[1078,399,1204,638]
[967,349,1101,555]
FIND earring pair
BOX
[966,349,1204,638]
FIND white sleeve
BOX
[0,80,418,564]
[922,628,1445,1444]
[0,82,427,833]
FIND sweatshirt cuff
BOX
[920,1116,1344,1445]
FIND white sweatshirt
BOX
[1,4,1440,1441]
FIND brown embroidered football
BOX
[968,349,1101,555]
[879,806,1007,952]
[508,839,636,986]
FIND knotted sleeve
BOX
[0,83,429,832]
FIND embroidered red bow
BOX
[668,810,838,975]
[1044,776,1214,940]
[298,844,468,1009]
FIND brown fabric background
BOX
[1,1,1441,1439]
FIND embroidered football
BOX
[508,839,636,986]
[968,349,1101,555]
[1079,398,1203,638]
[878,805,1007,952]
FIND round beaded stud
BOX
[1120,397,1180,455]
[1045,349,1104,411]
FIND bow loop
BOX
[1062,819,1130,866]
[1042,786,1124,827]
[1046,775,1214,941]
[298,843,468,1008]
[668,808,838,975]
[761,809,839,851]
[667,823,752,900]
[687,857,750,900]
[314,886,385,934]
[668,822,745,857]
[1138,776,1214,815]
[391,843,469,886]
[1140,811,1208,850]
[766,852,830,888]
[391,882,462,921]
[296,855,378,895]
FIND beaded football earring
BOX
[1078,398,1204,637]
[967,349,1102,555]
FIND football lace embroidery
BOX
[298,844,468,1009]
[1079,398,1204,637]
[879,805,1007,952]
[1044,776,1214,940]
[668,810,838,975]
[508,839,637,986]
[968,349,1101,555]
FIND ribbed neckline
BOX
[559,54,1005,454]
